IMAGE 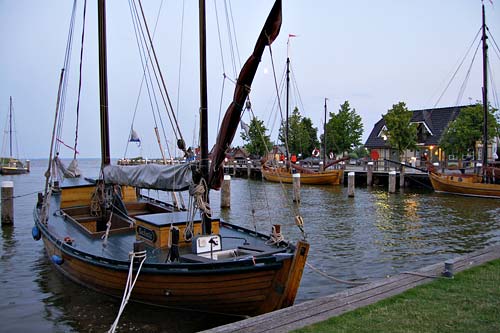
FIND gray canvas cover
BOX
[103,163,192,191]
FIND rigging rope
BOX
[73,0,87,159]
[433,27,482,107]
[455,40,481,106]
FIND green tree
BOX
[240,117,272,157]
[440,103,499,164]
[350,145,369,159]
[383,102,417,161]
[278,107,319,158]
[321,101,363,156]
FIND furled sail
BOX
[103,163,192,191]
[208,0,282,190]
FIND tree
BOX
[383,102,417,161]
[322,101,363,156]
[240,116,272,157]
[440,103,499,165]
[278,107,319,158]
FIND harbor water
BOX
[1,159,499,332]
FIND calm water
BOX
[1,159,499,332]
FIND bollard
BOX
[221,175,231,208]
[347,172,355,197]
[442,259,454,278]
[400,165,405,188]
[367,162,373,186]
[388,171,396,193]
[1,181,14,225]
[292,172,301,203]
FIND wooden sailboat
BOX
[262,91,344,185]
[33,0,308,318]
[0,96,29,175]
[428,3,500,199]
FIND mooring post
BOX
[232,161,236,176]
[347,172,355,197]
[388,171,396,193]
[443,259,454,278]
[221,175,231,208]
[292,172,301,202]
[26,160,31,172]
[247,160,251,178]
[367,162,373,186]
[400,165,406,188]
[1,181,14,226]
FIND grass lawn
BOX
[294,259,500,333]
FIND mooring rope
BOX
[108,250,147,333]
[305,262,368,286]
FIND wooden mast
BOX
[98,0,110,167]
[285,56,290,161]
[8,96,12,157]
[481,2,488,174]
[323,98,327,168]
[198,0,211,234]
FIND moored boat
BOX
[428,3,499,199]
[33,0,308,322]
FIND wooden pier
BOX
[201,245,500,333]
[223,160,431,189]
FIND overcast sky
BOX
[1,0,499,159]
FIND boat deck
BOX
[41,180,287,265]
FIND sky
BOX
[0,0,499,159]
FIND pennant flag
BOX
[240,120,250,136]
[129,128,141,147]
[288,33,297,38]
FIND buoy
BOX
[51,255,64,265]
[32,225,41,241]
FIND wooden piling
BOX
[221,175,231,208]
[347,172,355,197]
[388,171,396,193]
[247,160,251,178]
[400,165,405,188]
[367,162,373,186]
[1,181,14,225]
[293,173,301,202]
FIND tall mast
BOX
[9,96,13,157]
[98,0,110,166]
[199,0,211,234]
[323,98,327,168]
[285,56,290,161]
[481,3,488,172]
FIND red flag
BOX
[288,33,297,38]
